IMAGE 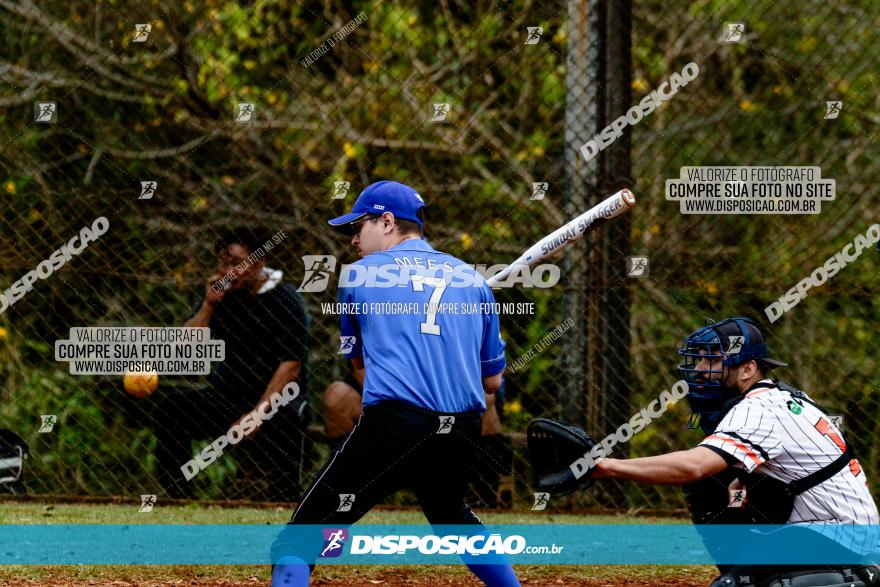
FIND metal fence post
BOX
[565,0,632,508]
[562,0,605,427]
[601,0,633,451]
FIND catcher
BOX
[528,316,879,587]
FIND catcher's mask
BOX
[678,316,787,433]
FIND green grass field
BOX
[0,501,716,586]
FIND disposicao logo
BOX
[320,529,348,558]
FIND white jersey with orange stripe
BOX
[699,378,878,527]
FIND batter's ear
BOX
[381,212,395,235]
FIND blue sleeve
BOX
[479,284,506,377]
[338,285,363,359]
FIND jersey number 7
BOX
[411,275,447,336]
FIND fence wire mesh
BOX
[0,0,877,514]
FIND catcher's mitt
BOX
[526,418,597,496]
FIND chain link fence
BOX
[0,0,877,512]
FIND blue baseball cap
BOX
[328,181,426,233]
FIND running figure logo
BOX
[728,488,746,508]
[298,255,337,292]
[35,102,57,123]
[824,101,842,120]
[436,416,455,434]
[332,181,350,200]
[727,336,744,355]
[531,492,550,511]
[530,182,548,201]
[139,181,157,200]
[235,103,255,122]
[337,494,355,513]
[723,23,745,43]
[133,24,151,42]
[525,27,543,44]
[338,336,357,355]
[431,103,450,122]
[139,494,157,512]
[626,256,649,278]
[39,415,57,433]
[320,529,348,558]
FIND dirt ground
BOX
[1,581,706,587]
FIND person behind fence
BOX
[320,363,364,452]
[152,227,311,501]
[528,316,879,587]
[322,367,512,507]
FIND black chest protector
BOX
[684,380,854,525]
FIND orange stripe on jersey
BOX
[745,387,774,399]
[814,417,847,453]
[704,434,764,466]
[850,459,863,477]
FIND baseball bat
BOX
[485,188,636,288]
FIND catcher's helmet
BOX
[678,317,787,432]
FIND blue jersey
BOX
[338,239,506,412]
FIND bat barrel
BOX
[485,188,636,288]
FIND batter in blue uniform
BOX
[271,181,520,587]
